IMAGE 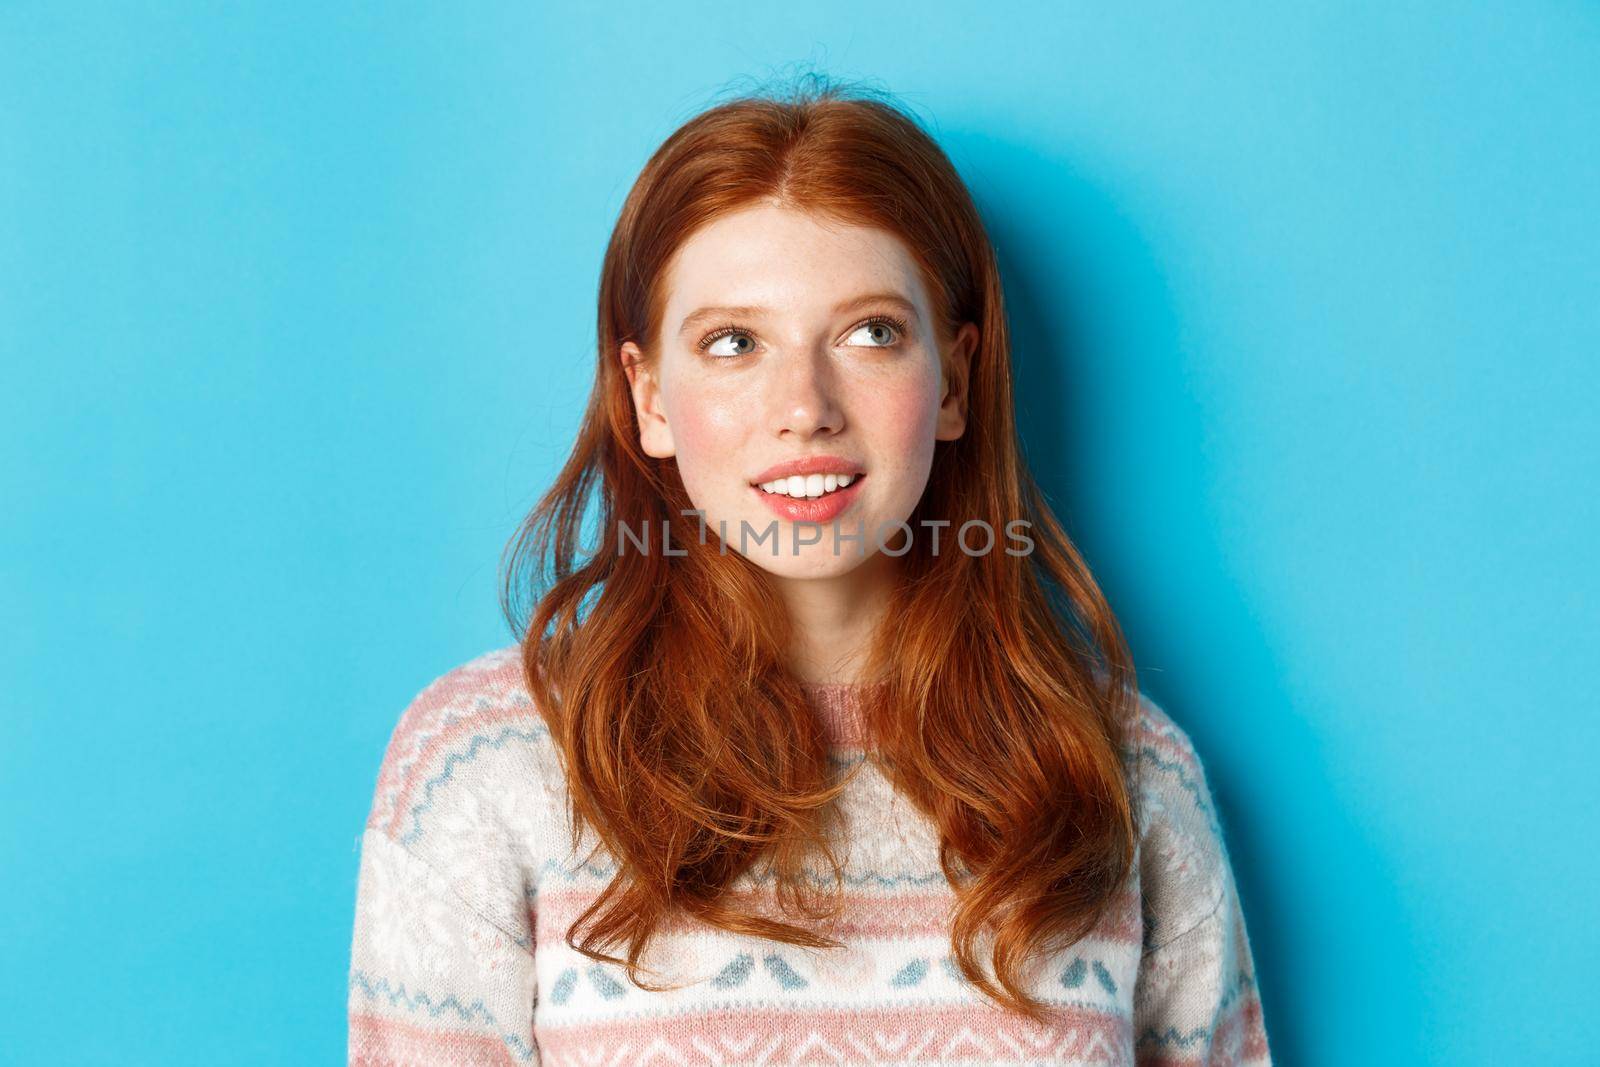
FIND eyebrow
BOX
[676,292,919,337]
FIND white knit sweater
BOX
[347,644,1271,1065]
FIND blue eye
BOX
[694,313,910,359]
[843,316,908,347]
[699,328,757,358]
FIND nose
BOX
[768,345,843,439]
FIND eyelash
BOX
[695,314,910,355]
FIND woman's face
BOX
[621,201,978,580]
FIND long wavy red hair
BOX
[500,75,1141,1023]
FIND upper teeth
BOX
[758,472,857,498]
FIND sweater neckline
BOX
[797,680,874,749]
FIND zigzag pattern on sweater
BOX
[350,970,537,1061]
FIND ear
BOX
[935,321,979,442]
[621,341,676,459]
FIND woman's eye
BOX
[844,320,901,347]
[702,330,757,358]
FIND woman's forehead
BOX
[661,205,929,320]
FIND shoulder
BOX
[1126,691,1218,833]
[362,642,560,857]
[1125,689,1238,952]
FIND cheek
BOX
[864,374,943,467]
[662,385,747,495]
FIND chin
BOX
[746,549,874,581]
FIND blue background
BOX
[4,4,1596,1064]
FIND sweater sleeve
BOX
[347,651,547,1064]
[1132,869,1270,1066]
[1129,695,1271,1066]
[347,827,539,1065]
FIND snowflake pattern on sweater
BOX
[347,644,1272,1066]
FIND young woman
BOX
[348,79,1272,1066]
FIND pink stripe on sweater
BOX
[536,999,1132,1064]
[350,1011,521,1065]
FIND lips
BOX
[748,454,867,486]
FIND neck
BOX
[770,550,898,686]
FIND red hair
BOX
[500,76,1140,1023]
